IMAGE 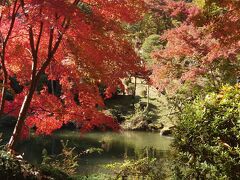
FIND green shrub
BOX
[0,150,26,179]
[72,173,111,180]
[42,140,79,175]
[0,150,60,180]
[39,165,71,180]
[41,140,103,178]
[173,84,240,179]
[107,157,166,180]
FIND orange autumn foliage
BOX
[0,0,146,139]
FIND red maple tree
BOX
[147,0,240,91]
[0,0,146,150]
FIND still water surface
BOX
[17,131,172,175]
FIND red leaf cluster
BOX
[0,0,146,136]
[148,0,240,90]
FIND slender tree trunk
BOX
[0,54,10,118]
[50,63,55,95]
[132,76,137,109]
[0,1,19,117]
[146,84,150,110]
[0,77,7,117]
[132,76,137,100]
[7,3,66,150]
[134,76,137,98]
[8,79,36,150]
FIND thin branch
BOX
[28,26,36,59]
[47,27,54,57]
[36,22,43,53]
[3,1,20,47]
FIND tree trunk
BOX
[132,76,137,109]
[7,10,65,151]
[146,84,150,110]
[133,76,137,98]
[0,77,7,118]
[0,0,19,117]
[50,63,55,95]
[8,80,36,150]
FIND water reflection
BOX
[17,130,172,175]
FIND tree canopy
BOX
[0,0,146,148]
[147,0,240,90]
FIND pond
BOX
[16,130,172,176]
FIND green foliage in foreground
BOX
[173,84,240,179]
[107,157,166,180]
[41,140,104,179]
[0,149,72,180]
[0,150,35,179]
[39,165,71,180]
[72,173,111,180]
[42,140,79,175]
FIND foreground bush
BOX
[0,148,73,180]
[107,157,167,180]
[0,150,36,179]
[173,84,240,179]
